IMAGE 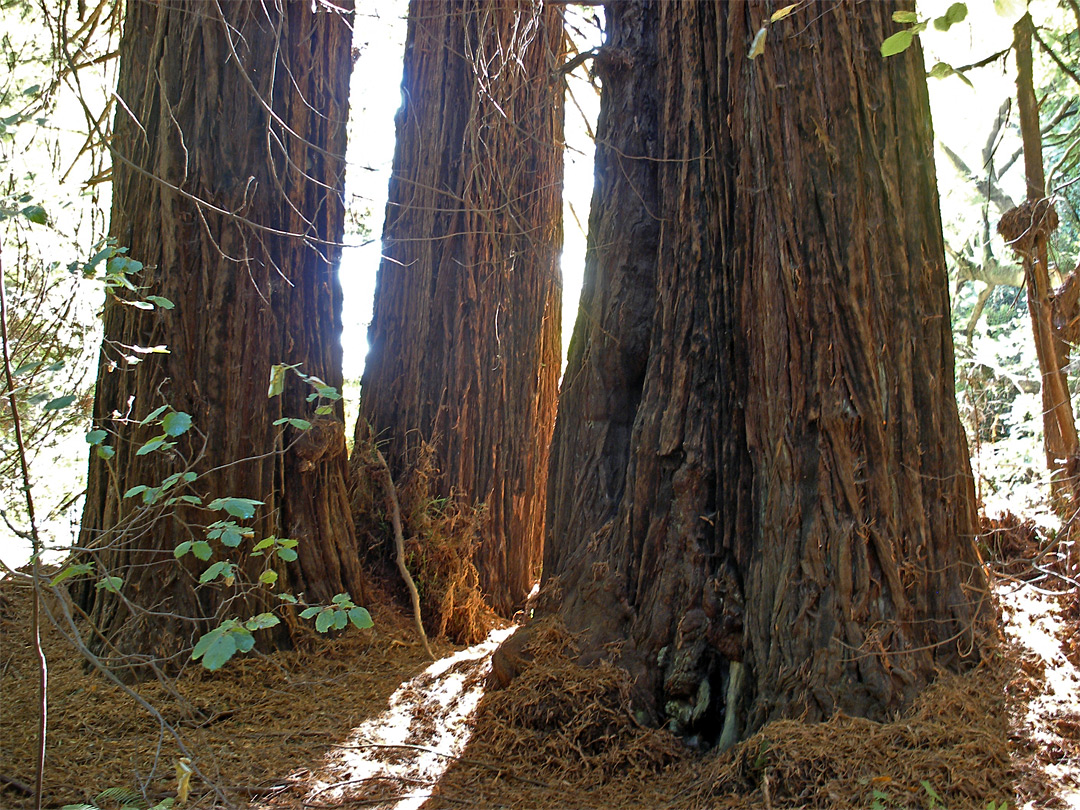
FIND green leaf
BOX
[289,418,312,431]
[124,485,149,499]
[14,360,43,375]
[299,606,320,619]
[880,29,914,57]
[348,606,373,630]
[44,394,77,411]
[96,445,115,460]
[141,405,169,425]
[50,563,94,586]
[748,26,768,59]
[20,204,47,224]
[891,10,919,23]
[96,576,123,594]
[136,437,167,456]
[177,494,203,505]
[161,411,192,437]
[315,609,335,633]
[192,540,213,561]
[193,628,237,671]
[234,630,255,653]
[245,612,280,631]
[315,404,334,416]
[278,593,298,604]
[332,593,350,606]
[146,295,175,310]
[259,569,278,586]
[277,547,297,562]
[252,537,276,552]
[174,541,193,558]
[769,3,799,22]
[268,364,287,398]
[86,429,108,445]
[107,255,143,276]
[207,497,263,519]
[279,538,298,548]
[943,2,967,24]
[200,560,227,584]
[315,386,341,401]
[333,610,348,630]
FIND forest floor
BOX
[0,515,1078,810]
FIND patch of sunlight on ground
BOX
[999,581,1080,808]
[302,625,516,809]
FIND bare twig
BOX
[371,447,434,660]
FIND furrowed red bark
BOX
[78,0,364,670]
[534,0,988,745]
[355,0,564,615]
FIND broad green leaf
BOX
[124,485,149,499]
[769,3,799,22]
[333,611,348,631]
[50,563,94,586]
[891,10,919,23]
[259,569,278,586]
[14,360,43,375]
[278,593,298,604]
[136,437,166,456]
[234,630,255,653]
[252,537,276,552]
[178,494,202,505]
[300,606,320,619]
[207,497,263,519]
[289,418,312,431]
[943,2,967,24]
[194,629,237,671]
[45,361,65,372]
[44,394,77,411]
[96,576,123,594]
[218,524,248,547]
[315,608,335,633]
[86,429,108,445]
[268,364,287,398]
[96,445,115,460]
[128,300,155,310]
[245,612,280,631]
[277,547,297,562]
[332,593,350,606]
[174,541,193,558]
[141,405,169,425]
[200,560,227,583]
[279,538,298,549]
[880,29,914,57]
[348,607,373,630]
[315,404,334,416]
[161,411,192,436]
[316,386,341,401]
[107,255,143,276]
[192,540,213,561]
[20,205,47,224]
[146,295,175,310]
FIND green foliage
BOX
[300,593,374,634]
[61,785,174,810]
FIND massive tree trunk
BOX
[77,0,364,671]
[535,0,989,746]
[355,0,563,615]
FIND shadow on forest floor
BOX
[0,516,1077,810]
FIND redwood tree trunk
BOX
[355,0,564,615]
[78,0,365,670]
[536,0,988,745]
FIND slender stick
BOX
[371,446,434,660]
[0,250,48,810]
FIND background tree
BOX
[530,0,989,746]
[355,0,564,615]
[76,0,365,670]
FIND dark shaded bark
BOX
[355,0,564,615]
[535,0,989,746]
[78,0,364,670]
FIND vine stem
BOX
[0,250,47,810]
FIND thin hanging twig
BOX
[0,250,48,810]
